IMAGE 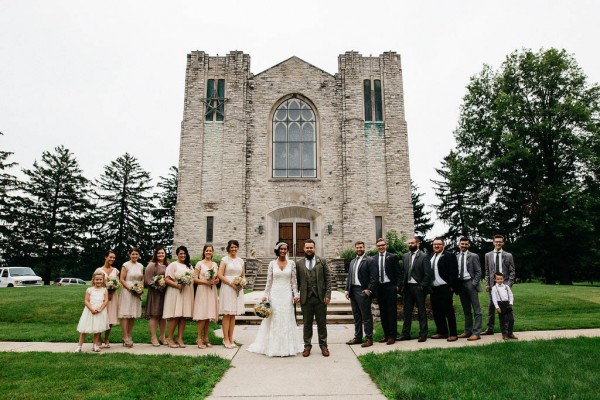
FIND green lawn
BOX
[0,352,229,399]
[0,285,222,344]
[360,337,600,400]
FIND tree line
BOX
[0,141,177,284]
[2,47,598,286]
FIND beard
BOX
[408,245,418,252]
[305,252,315,260]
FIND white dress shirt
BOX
[491,283,513,308]
[431,253,447,287]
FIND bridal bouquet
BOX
[205,269,215,290]
[177,271,193,291]
[105,277,121,292]
[253,301,272,318]
[152,275,166,292]
[130,281,144,298]
[232,275,247,297]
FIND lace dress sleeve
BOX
[264,261,274,300]
[290,260,299,298]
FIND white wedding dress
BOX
[247,259,303,357]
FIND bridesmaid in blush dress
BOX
[193,244,220,348]
[94,250,120,348]
[218,239,245,349]
[118,247,144,347]
[144,246,168,346]
[163,245,195,348]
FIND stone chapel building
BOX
[173,51,414,260]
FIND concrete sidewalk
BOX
[2,326,599,399]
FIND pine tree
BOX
[411,180,434,239]
[94,153,154,264]
[151,166,178,255]
[12,146,93,284]
[0,132,18,264]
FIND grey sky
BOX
[1,0,598,236]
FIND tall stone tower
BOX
[174,51,413,259]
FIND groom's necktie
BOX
[460,252,465,280]
[379,253,385,283]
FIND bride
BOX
[247,242,303,357]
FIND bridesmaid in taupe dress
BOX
[144,246,168,346]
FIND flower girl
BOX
[75,272,110,352]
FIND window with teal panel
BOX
[363,79,384,123]
[205,79,225,121]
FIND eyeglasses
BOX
[376,244,386,247]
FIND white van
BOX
[0,267,43,287]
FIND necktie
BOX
[432,253,438,272]
[379,254,384,283]
[460,253,465,279]
[308,259,313,270]
[408,252,414,281]
[352,258,358,285]
[495,252,500,273]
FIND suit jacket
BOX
[484,250,515,287]
[429,250,459,290]
[402,250,432,288]
[345,255,378,295]
[456,250,482,292]
[374,252,401,287]
[296,256,332,305]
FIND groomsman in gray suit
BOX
[456,237,483,340]
[345,241,378,347]
[482,234,516,335]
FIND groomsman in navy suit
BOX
[482,234,516,335]
[345,241,378,347]
[429,237,460,341]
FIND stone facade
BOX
[173,51,414,259]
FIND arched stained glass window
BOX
[272,99,316,178]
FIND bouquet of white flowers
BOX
[105,277,121,292]
[177,271,193,291]
[232,275,247,297]
[152,275,166,292]
[205,269,215,290]
[253,301,272,318]
[130,281,144,298]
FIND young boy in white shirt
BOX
[491,272,517,340]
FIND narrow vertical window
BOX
[363,80,372,122]
[206,216,214,243]
[374,80,383,122]
[205,79,225,121]
[375,216,383,241]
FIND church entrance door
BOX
[278,222,310,258]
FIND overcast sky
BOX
[1,0,599,236]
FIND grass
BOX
[0,285,223,344]
[0,352,230,399]
[361,337,600,400]
[383,282,600,339]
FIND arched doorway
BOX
[266,206,323,260]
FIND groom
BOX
[296,239,332,357]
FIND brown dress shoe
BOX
[398,335,411,341]
[302,348,311,357]
[431,334,448,339]
[457,332,470,339]
[386,339,396,345]
[346,338,361,345]
[481,328,494,335]
[378,338,388,343]
[321,347,330,357]
[447,336,458,342]
[361,339,373,348]
[467,335,481,341]
[507,334,518,340]
[418,336,427,342]
[502,334,508,340]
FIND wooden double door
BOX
[278,222,310,258]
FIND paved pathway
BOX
[2,327,599,399]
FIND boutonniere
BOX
[385,256,390,261]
